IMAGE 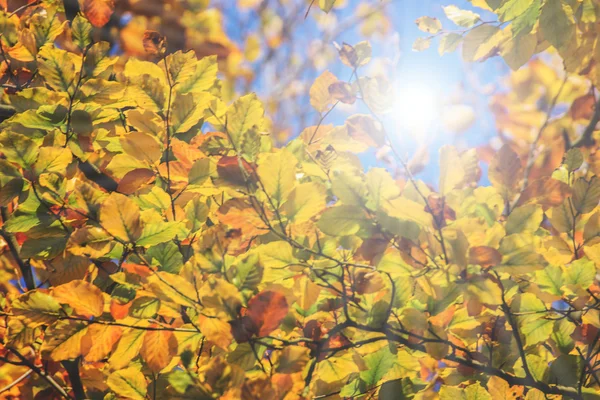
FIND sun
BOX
[390,82,440,138]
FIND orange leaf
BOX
[517,177,572,209]
[247,290,289,337]
[570,94,596,121]
[85,324,122,362]
[81,0,115,27]
[142,30,166,56]
[468,246,502,267]
[52,280,104,318]
[140,328,178,373]
[117,168,155,194]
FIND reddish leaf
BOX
[328,81,356,104]
[516,177,572,209]
[81,0,115,27]
[117,168,155,194]
[142,30,167,56]
[247,290,289,337]
[468,246,502,268]
[570,94,596,121]
[217,156,256,186]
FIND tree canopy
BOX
[1,0,600,399]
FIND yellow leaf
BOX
[41,320,91,361]
[107,367,147,400]
[439,145,466,195]
[99,193,143,243]
[11,291,62,328]
[52,280,104,318]
[225,93,264,148]
[37,44,79,94]
[198,315,232,350]
[257,150,298,208]
[85,324,122,362]
[415,16,442,34]
[283,181,326,223]
[108,328,146,370]
[141,329,178,373]
[121,131,162,164]
[310,71,338,113]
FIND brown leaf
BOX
[489,145,523,200]
[468,246,502,268]
[328,81,356,104]
[117,168,155,194]
[142,30,167,56]
[338,43,358,67]
[345,114,386,148]
[247,290,288,337]
[426,194,456,228]
[517,177,572,209]
[570,94,596,121]
[217,156,256,186]
[81,0,115,28]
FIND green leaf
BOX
[20,235,68,260]
[551,319,575,354]
[71,13,92,50]
[146,242,184,274]
[230,253,262,292]
[564,148,583,172]
[550,355,581,388]
[83,41,118,79]
[176,55,218,94]
[317,205,372,236]
[331,170,367,206]
[539,0,575,50]
[535,265,563,296]
[188,158,216,187]
[501,33,537,70]
[497,0,534,21]
[137,221,182,247]
[0,131,39,168]
[37,44,79,94]
[512,293,553,347]
[319,0,336,13]
[168,369,194,394]
[107,367,148,400]
[184,197,209,233]
[34,147,73,176]
[505,204,543,234]
[462,24,503,62]
[11,291,62,328]
[129,296,161,319]
[443,5,481,27]
[283,181,326,223]
[224,93,264,149]
[564,257,595,288]
[257,150,297,208]
[361,346,396,387]
[511,0,541,37]
[171,92,214,134]
[572,177,600,215]
[439,33,463,55]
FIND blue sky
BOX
[326,0,505,184]
[229,0,510,186]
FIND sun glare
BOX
[390,82,440,139]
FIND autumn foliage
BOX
[2,0,600,399]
